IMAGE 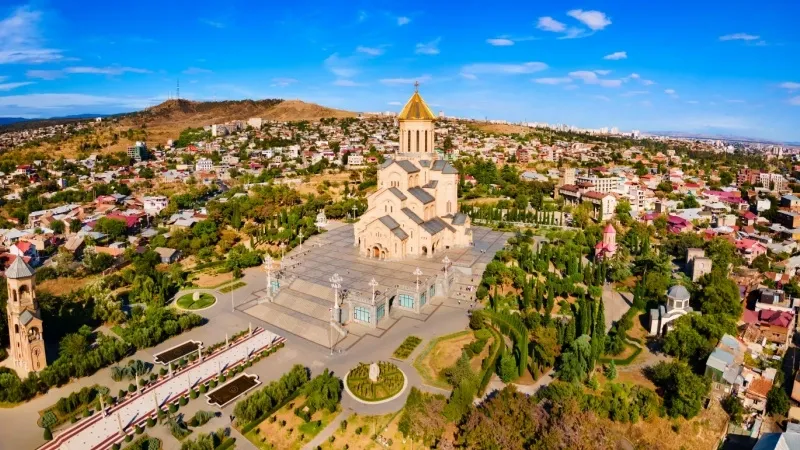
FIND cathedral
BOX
[5,257,46,375]
[354,85,472,259]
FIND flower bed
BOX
[176,293,217,310]
[346,362,405,402]
[392,336,422,360]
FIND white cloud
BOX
[640,100,653,107]
[537,16,566,32]
[567,9,612,31]
[594,70,611,75]
[333,79,362,87]
[534,77,572,85]
[182,67,212,75]
[727,99,745,103]
[0,81,33,91]
[415,38,441,55]
[397,16,411,26]
[356,46,384,56]
[388,101,402,106]
[380,75,431,85]
[686,100,700,104]
[0,93,153,110]
[26,69,62,80]
[463,62,548,75]
[621,90,649,97]
[641,80,655,86]
[664,89,676,95]
[563,84,579,90]
[357,11,368,22]
[790,96,800,106]
[603,51,627,60]
[780,82,800,90]
[487,38,514,46]
[271,77,298,87]
[65,66,150,75]
[324,53,358,78]
[460,72,477,80]
[719,33,759,41]
[568,70,622,87]
[199,18,225,28]
[629,73,640,79]
[592,95,611,102]
[0,6,62,64]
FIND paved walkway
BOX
[42,329,283,450]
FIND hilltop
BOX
[0,98,357,159]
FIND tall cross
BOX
[414,80,419,92]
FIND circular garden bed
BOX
[345,361,406,403]
[176,292,217,310]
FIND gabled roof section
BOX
[380,159,394,169]
[6,256,34,279]
[452,213,468,226]
[422,180,438,189]
[402,208,424,225]
[377,215,408,240]
[19,309,36,326]
[418,160,431,168]
[420,217,455,235]
[388,187,407,200]
[431,160,446,171]
[407,187,435,204]
[395,160,420,173]
[441,162,459,174]
[398,90,436,121]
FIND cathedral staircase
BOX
[242,278,342,348]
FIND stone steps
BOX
[273,289,332,322]
[243,303,333,347]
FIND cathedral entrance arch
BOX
[421,246,428,256]
[372,246,381,258]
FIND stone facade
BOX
[354,87,472,260]
[5,257,46,375]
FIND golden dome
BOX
[398,83,436,121]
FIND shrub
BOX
[169,403,178,414]
[329,436,335,443]
[146,417,156,428]
[118,389,127,400]
[128,383,136,393]
[43,427,52,441]
[179,397,188,406]
[124,434,133,443]
[111,444,120,450]
[135,425,144,435]
[355,426,362,435]
[160,367,167,376]
[469,311,485,329]
[340,419,347,431]
[189,390,198,399]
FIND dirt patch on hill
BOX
[469,122,534,135]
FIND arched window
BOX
[425,130,428,152]
[14,324,19,333]
[416,131,420,152]
[12,290,17,302]
[407,130,411,152]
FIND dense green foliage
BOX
[234,364,309,424]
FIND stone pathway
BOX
[41,329,283,450]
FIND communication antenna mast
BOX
[176,79,180,100]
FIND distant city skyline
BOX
[0,1,798,141]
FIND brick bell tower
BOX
[6,257,46,375]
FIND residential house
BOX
[154,247,181,264]
[736,238,768,265]
[9,241,39,266]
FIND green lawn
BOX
[220,281,247,293]
[176,293,217,310]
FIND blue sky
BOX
[0,1,798,141]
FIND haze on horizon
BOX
[0,1,798,141]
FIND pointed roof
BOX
[398,86,436,121]
[604,223,616,234]
[6,256,34,279]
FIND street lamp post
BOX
[369,278,378,304]
[442,256,451,279]
[351,205,358,219]
[280,242,286,260]
[298,231,304,251]
[264,255,274,300]
[413,267,423,292]
[329,273,343,356]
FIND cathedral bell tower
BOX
[6,257,46,375]
[397,81,437,159]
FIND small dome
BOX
[667,285,690,302]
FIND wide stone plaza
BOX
[238,222,511,350]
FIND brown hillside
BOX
[262,100,356,121]
[5,98,357,160]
